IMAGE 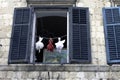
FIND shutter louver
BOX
[69,7,91,63]
[8,8,33,64]
[103,7,120,64]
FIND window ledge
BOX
[0,64,120,72]
[27,0,76,4]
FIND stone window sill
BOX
[0,64,120,72]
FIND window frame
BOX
[31,7,69,64]
[8,6,91,64]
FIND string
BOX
[0,35,67,40]
[36,34,67,40]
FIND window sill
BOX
[0,64,120,72]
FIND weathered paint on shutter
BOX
[69,7,91,63]
[8,7,33,64]
[103,7,120,64]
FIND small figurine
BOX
[47,38,54,52]
[36,37,44,53]
[55,37,65,53]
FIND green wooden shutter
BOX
[8,7,33,64]
[69,7,91,63]
[103,7,120,64]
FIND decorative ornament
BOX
[47,38,54,52]
[35,37,44,53]
[55,37,65,53]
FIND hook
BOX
[0,44,2,47]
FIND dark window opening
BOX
[9,7,91,64]
[35,16,67,63]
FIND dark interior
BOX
[35,16,67,63]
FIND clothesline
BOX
[0,35,67,40]
[36,35,67,40]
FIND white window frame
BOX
[30,7,70,64]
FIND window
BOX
[8,6,91,64]
[35,10,67,63]
[103,7,120,65]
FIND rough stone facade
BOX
[0,0,27,65]
[0,0,120,80]
[1,71,120,80]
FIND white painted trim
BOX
[67,11,69,63]
[30,12,36,63]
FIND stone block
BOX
[91,31,97,38]
[13,72,25,79]
[32,79,38,80]
[76,2,84,7]
[0,51,9,58]
[3,19,11,26]
[86,72,95,80]
[92,78,98,80]
[0,45,9,53]
[0,71,7,78]
[0,32,7,38]
[91,45,98,53]
[98,54,106,64]
[0,20,4,27]
[97,26,104,32]
[97,38,105,46]
[89,2,96,8]
[21,0,27,3]
[0,58,8,65]
[28,71,39,78]
[91,38,97,45]
[0,15,2,19]
[91,21,96,26]
[2,14,12,20]
[65,79,74,80]
[76,72,85,78]
[99,72,107,78]
[0,78,11,80]
[6,71,16,79]
[25,79,33,80]
[105,2,111,7]
[96,32,104,39]
[65,72,78,79]
[11,79,18,80]
[89,8,94,14]
[40,72,49,79]
[1,2,8,8]
[13,2,27,7]
[52,72,65,79]
[0,39,10,46]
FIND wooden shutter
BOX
[69,7,91,63]
[103,7,120,64]
[8,7,33,64]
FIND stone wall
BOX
[1,71,120,80]
[0,0,111,65]
[0,0,27,65]
[0,64,120,80]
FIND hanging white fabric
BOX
[55,37,65,53]
[35,37,44,53]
